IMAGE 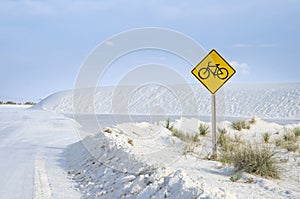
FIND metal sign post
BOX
[191,49,236,159]
[211,94,217,158]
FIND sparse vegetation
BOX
[283,132,297,143]
[249,117,257,124]
[170,127,201,156]
[5,101,16,105]
[232,120,250,131]
[221,144,280,179]
[275,138,284,147]
[230,171,243,182]
[292,127,300,138]
[182,143,200,156]
[274,130,299,152]
[218,127,280,178]
[0,101,36,105]
[217,128,236,153]
[165,118,173,130]
[262,132,271,143]
[199,123,209,136]
[24,101,36,105]
[171,128,200,143]
[285,143,299,152]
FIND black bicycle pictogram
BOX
[198,61,229,80]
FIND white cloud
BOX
[229,61,249,75]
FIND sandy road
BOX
[0,106,81,199]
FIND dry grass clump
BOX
[232,145,280,179]
[199,123,209,136]
[171,128,200,143]
[275,129,299,152]
[218,128,280,178]
[232,120,250,131]
[218,130,241,164]
[262,132,271,143]
[292,127,300,138]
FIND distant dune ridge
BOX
[33,83,300,119]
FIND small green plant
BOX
[232,120,250,131]
[262,132,271,143]
[165,118,173,130]
[292,127,300,138]
[249,117,257,124]
[193,133,200,142]
[217,128,230,150]
[218,128,227,135]
[283,132,297,143]
[232,121,242,131]
[230,171,243,182]
[275,138,284,147]
[199,123,209,136]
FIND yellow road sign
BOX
[191,49,236,94]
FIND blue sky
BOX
[0,0,299,102]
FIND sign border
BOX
[191,49,236,94]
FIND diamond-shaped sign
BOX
[191,49,236,94]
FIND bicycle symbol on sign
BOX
[198,61,229,80]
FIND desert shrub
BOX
[232,120,250,131]
[193,133,200,142]
[262,132,271,143]
[285,143,299,152]
[218,130,280,178]
[24,101,36,105]
[217,128,230,150]
[283,132,297,143]
[199,123,209,136]
[235,145,279,178]
[5,101,16,105]
[249,117,257,124]
[275,134,299,152]
[171,129,200,143]
[275,138,284,147]
[165,118,173,130]
[217,129,242,164]
[218,128,227,135]
[292,127,300,138]
[221,144,280,179]
[234,134,242,143]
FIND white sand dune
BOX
[65,118,300,199]
[33,83,300,120]
[1,83,299,198]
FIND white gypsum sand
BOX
[1,83,299,198]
